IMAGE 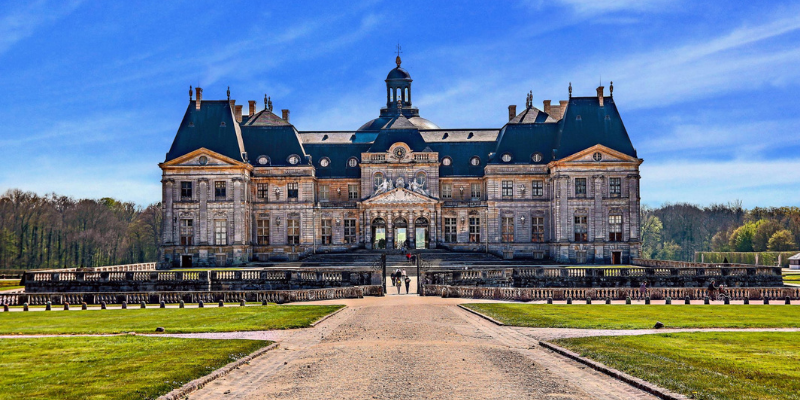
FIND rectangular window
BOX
[215,181,226,200]
[531,216,544,243]
[256,218,270,245]
[501,181,513,198]
[575,178,586,197]
[609,178,621,197]
[501,216,514,242]
[532,180,543,197]
[180,182,192,200]
[469,217,481,243]
[609,215,623,241]
[321,219,332,245]
[574,215,588,242]
[288,182,299,200]
[180,219,193,246]
[214,219,227,245]
[344,219,357,244]
[319,185,329,201]
[348,184,359,200]
[471,183,481,200]
[441,184,452,199]
[257,183,268,200]
[444,217,457,243]
[287,218,300,245]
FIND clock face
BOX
[393,147,406,159]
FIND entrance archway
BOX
[372,218,386,249]
[414,217,429,249]
[394,217,408,249]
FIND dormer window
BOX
[319,157,330,168]
[288,154,300,165]
[469,156,480,166]
[347,157,358,168]
[257,155,270,165]
[531,153,543,163]
[441,156,452,166]
[501,153,512,163]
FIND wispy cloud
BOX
[641,159,800,207]
[0,0,83,55]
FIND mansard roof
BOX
[166,101,245,162]
[164,82,638,178]
[553,96,636,160]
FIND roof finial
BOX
[227,86,230,101]
[189,85,193,101]
[526,90,533,109]
[568,82,572,98]
[395,43,402,67]
[264,94,268,110]
[610,81,614,97]
[268,96,273,112]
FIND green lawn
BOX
[0,305,343,334]
[464,304,800,329]
[0,279,22,291]
[0,336,268,400]
[784,274,800,283]
[555,332,800,400]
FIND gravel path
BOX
[187,295,657,400]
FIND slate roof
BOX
[166,101,245,162]
[164,91,638,179]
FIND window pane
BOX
[532,181,543,197]
[215,181,226,200]
[444,217,456,243]
[257,183,268,199]
[502,216,514,242]
[469,217,480,243]
[531,216,544,243]
[575,178,586,196]
[442,184,452,199]
[257,219,270,245]
[471,183,481,199]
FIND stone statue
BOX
[396,177,405,189]
[410,180,428,196]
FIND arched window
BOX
[415,171,426,188]
[373,172,385,189]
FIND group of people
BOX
[390,269,411,294]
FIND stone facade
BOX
[159,60,643,267]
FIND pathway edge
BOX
[538,340,689,400]
[157,342,279,400]
[310,305,347,327]
[457,304,505,326]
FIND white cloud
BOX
[552,0,676,15]
[0,0,83,55]
[641,159,800,207]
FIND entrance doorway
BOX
[414,217,429,249]
[372,218,386,249]
[394,217,407,249]
[612,251,622,265]
[181,255,192,268]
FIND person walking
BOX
[639,281,647,300]
[404,275,411,294]
[395,275,402,294]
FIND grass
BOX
[784,274,800,283]
[0,279,23,291]
[463,304,800,329]
[0,304,343,334]
[0,336,268,400]
[555,332,800,400]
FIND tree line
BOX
[641,202,800,261]
[0,189,162,270]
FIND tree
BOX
[710,229,731,252]
[768,230,797,251]
[657,241,682,261]
[729,222,758,252]
[640,215,663,259]
[753,220,780,252]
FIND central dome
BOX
[387,67,411,80]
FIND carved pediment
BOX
[362,188,438,205]
[160,148,248,168]
[556,145,640,165]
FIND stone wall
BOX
[420,265,784,289]
[24,269,383,293]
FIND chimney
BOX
[248,100,256,116]
[195,87,203,110]
[543,100,551,114]
[508,105,516,121]
[281,109,290,123]
[596,86,604,107]
[235,105,243,122]
[229,100,235,110]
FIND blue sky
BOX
[1,0,799,208]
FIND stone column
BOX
[628,174,641,241]
[593,175,604,241]
[556,176,570,241]
[233,178,243,245]
[163,179,174,245]
[198,179,208,245]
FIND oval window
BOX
[347,157,358,168]
[470,156,480,166]
[198,156,208,165]
[531,153,543,163]
[441,157,452,166]
[501,153,512,163]
[288,155,300,165]
[319,157,330,167]
[257,155,269,165]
